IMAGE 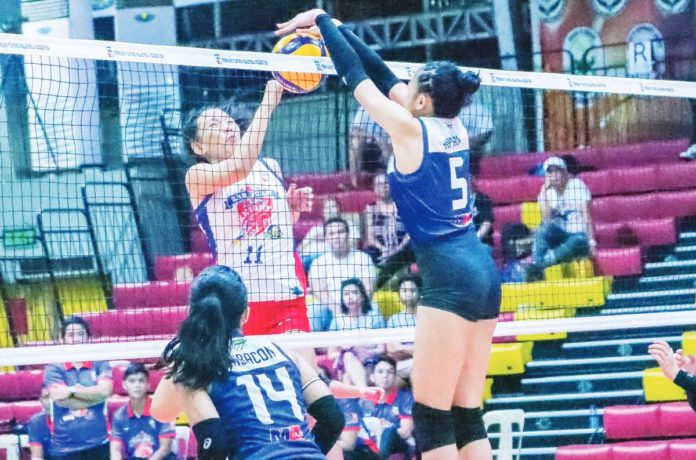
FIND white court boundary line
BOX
[1,33,695,98]
[0,310,694,366]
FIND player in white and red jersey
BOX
[183,80,312,335]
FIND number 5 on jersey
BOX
[449,156,469,210]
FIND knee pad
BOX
[412,402,455,453]
[451,406,487,449]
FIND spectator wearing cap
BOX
[28,386,52,460]
[528,157,595,280]
[44,316,113,460]
[110,363,176,460]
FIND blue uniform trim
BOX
[194,194,217,260]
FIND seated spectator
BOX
[339,355,414,460]
[309,217,377,312]
[45,315,113,460]
[363,173,409,265]
[679,99,696,160]
[649,340,696,411]
[28,386,52,460]
[110,363,176,460]
[299,196,360,271]
[329,278,385,331]
[385,274,420,329]
[528,157,596,280]
[500,223,533,283]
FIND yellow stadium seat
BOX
[682,331,696,355]
[487,342,534,376]
[500,277,607,312]
[517,331,568,342]
[643,367,686,402]
[58,276,108,317]
[544,259,594,281]
[521,202,542,229]
[176,412,189,425]
[373,290,402,319]
[482,378,493,402]
[515,307,576,321]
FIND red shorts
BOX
[244,296,311,335]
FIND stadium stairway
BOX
[483,228,696,459]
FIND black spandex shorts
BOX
[414,230,501,321]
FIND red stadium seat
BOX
[656,162,696,192]
[0,403,13,427]
[476,176,543,205]
[83,306,188,339]
[669,439,696,460]
[594,218,675,249]
[294,217,322,243]
[0,370,43,402]
[287,171,352,194]
[10,401,42,425]
[595,247,642,277]
[611,441,670,460]
[335,190,377,214]
[659,403,696,438]
[604,404,660,440]
[555,444,612,460]
[154,253,214,281]
[591,194,659,223]
[112,282,191,310]
[493,204,522,230]
[658,190,696,219]
[609,166,658,195]
[579,170,613,197]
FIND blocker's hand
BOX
[649,340,680,381]
[276,9,327,36]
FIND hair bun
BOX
[458,71,480,93]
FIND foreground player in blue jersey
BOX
[150,265,344,459]
[279,11,501,460]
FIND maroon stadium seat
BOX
[335,190,377,214]
[659,403,696,438]
[10,401,42,425]
[113,282,191,310]
[611,441,670,460]
[476,176,543,205]
[0,370,43,402]
[493,204,522,230]
[604,404,660,440]
[554,444,612,460]
[592,194,660,223]
[669,439,696,460]
[154,253,214,281]
[287,171,352,194]
[656,162,696,192]
[190,228,210,254]
[294,217,322,242]
[594,218,675,248]
[83,306,188,339]
[595,247,642,277]
[579,170,613,197]
[658,190,696,219]
[609,166,658,195]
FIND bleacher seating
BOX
[557,440,696,460]
[112,282,190,310]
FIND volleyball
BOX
[271,32,328,94]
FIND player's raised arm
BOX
[185,80,284,203]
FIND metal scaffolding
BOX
[186,5,496,52]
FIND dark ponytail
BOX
[161,265,248,390]
[417,61,480,118]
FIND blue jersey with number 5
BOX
[387,117,474,245]
[207,336,323,459]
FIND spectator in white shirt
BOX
[528,157,596,280]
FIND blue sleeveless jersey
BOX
[387,117,474,246]
[208,336,323,459]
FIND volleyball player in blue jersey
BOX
[150,266,344,459]
[278,11,501,460]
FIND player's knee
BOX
[412,402,455,453]
[451,406,487,449]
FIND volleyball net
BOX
[0,33,696,367]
